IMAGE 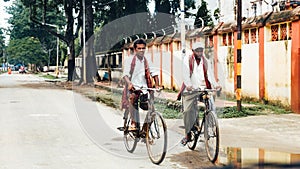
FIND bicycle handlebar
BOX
[132,85,162,92]
[182,88,219,95]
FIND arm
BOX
[122,56,133,90]
[183,56,193,91]
[206,58,221,89]
[147,56,160,88]
[123,75,133,90]
[153,75,159,88]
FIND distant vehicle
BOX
[19,66,26,74]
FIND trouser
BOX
[183,92,199,135]
[128,91,154,125]
[183,92,216,135]
[129,93,140,125]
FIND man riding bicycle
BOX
[121,38,160,131]
[177,42,222,146]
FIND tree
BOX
[6,37,47,69]
[7,0,59,67]
[194,0,213,28]
[22,0,80,81]
[94,0,149,26]
[0,28,5,59]
[213,8,221,22]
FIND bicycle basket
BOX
[139,93,149,110]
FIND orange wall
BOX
[291,20,300,114]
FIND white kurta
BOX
[123,55,158,88]
[183,55,218,90]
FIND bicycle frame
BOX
[183,88,220,163]
[124,87,160,137]
[189,90,214,135]
[121,86,167,165]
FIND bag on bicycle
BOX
[139,93,149,110]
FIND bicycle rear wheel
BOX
[123,110,138,153]
[187,126,199,150]
[204,111,219,163]
[146,112,167,165]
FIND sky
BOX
[0,0,14,44]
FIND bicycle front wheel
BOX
[146,112,167,165]
[123,113,138,153]
[204,111,219,163]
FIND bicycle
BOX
[182,88,220,163]
[118,86,168,165]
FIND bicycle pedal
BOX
[117,127,125,131]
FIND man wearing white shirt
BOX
[180,42,221,145]
[122,38,159,130]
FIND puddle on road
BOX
[217,147,300,169]
[169,146,300,169]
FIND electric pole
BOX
[236,0,242,111]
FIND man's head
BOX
[192,42,204,58]
[133,38,147,58]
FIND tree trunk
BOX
[65,0,75,81]
[82,0,98,84]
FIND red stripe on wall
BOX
[259,27,265,100]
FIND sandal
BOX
[128,126,138,131]
[180,134,191,146]
[128,121,137,131]
[180,137,188,146]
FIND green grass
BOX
[217,105,292,118]
[40,74,58,80]
[155,102,182,119]
[67,84,293,119]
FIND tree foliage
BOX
[22,0,79,81]
[0,28,5,59]
[6,0,58,66]
[194,0,213,28]
[6,37,47,67]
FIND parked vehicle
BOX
[19,66,26,74]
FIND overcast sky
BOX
[0,0,13,44]
[0,1,13,28]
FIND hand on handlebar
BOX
[215,85,222,97]
[155,86,162,92]
[186,86,193,91]
[127,82,134,90]
[215,85,222,91]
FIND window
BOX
[208,35,213,48]
[222,33,227,46]
[270,23,292,41]
[280,23,287,40]
[228,32,233,46]
[251,28,257,43]
[176,42,181,50]
[271,25,279,41]
[244,30,249,44]
[289,22,292,40]
[163,43,169,51]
